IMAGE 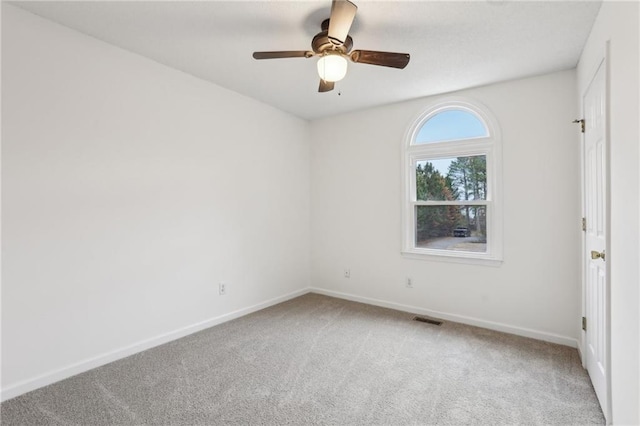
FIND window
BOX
[402,99,502,265]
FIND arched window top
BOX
[403,98,502,264]
[414,108,489,145]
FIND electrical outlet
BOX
[406,277,413,288]
[344,269,351,278]
[219,282,226,295]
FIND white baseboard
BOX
[2,286,580,402]
[577,333,586,368]
[1,287,309,402]
[309,287,579,348]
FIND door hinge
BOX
[582,316,587,331]
[582,217,586,232]
[573,118,585,133]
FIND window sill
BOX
[401,249,503,267]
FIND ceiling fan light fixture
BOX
[252,0,410,93]
[317,54,348,82]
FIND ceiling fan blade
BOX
[350,50,410,69]
[318,79,335,93]
[328,0,357,45]
[252,51,313,60]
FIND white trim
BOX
[401,96,503,264]
[407,99,495,145]
[579,40,613,425]
[3,286,581,402]
[576,340,584,366]
[0,288,309,402]
[414,200,489,206]
[579,44,612,424]
[603,42,612,425]
[310,288,578,348]
[400,250,503,266]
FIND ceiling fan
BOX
[252,0,410,93]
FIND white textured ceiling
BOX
[11,0,602,120]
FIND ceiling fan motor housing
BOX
[312,19,353,55]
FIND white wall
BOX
[310,70,581,345]
[577,2,640,424]
[1,5,310,400]
[4,2,636,418]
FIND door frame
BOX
[580,43,612,424]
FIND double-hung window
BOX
[402,99,502,265]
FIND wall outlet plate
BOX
[219,282,226,295]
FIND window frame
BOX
[402,98,503,266]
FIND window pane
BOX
[415,205,487,253]
[415,110,488,144]
[416,156,487,201]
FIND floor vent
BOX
[413,316,443,326]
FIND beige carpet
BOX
[1,293,604,425]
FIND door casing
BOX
[580,45,611,424]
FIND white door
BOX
[583,59,608,418]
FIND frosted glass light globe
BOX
[317,54,348,82]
